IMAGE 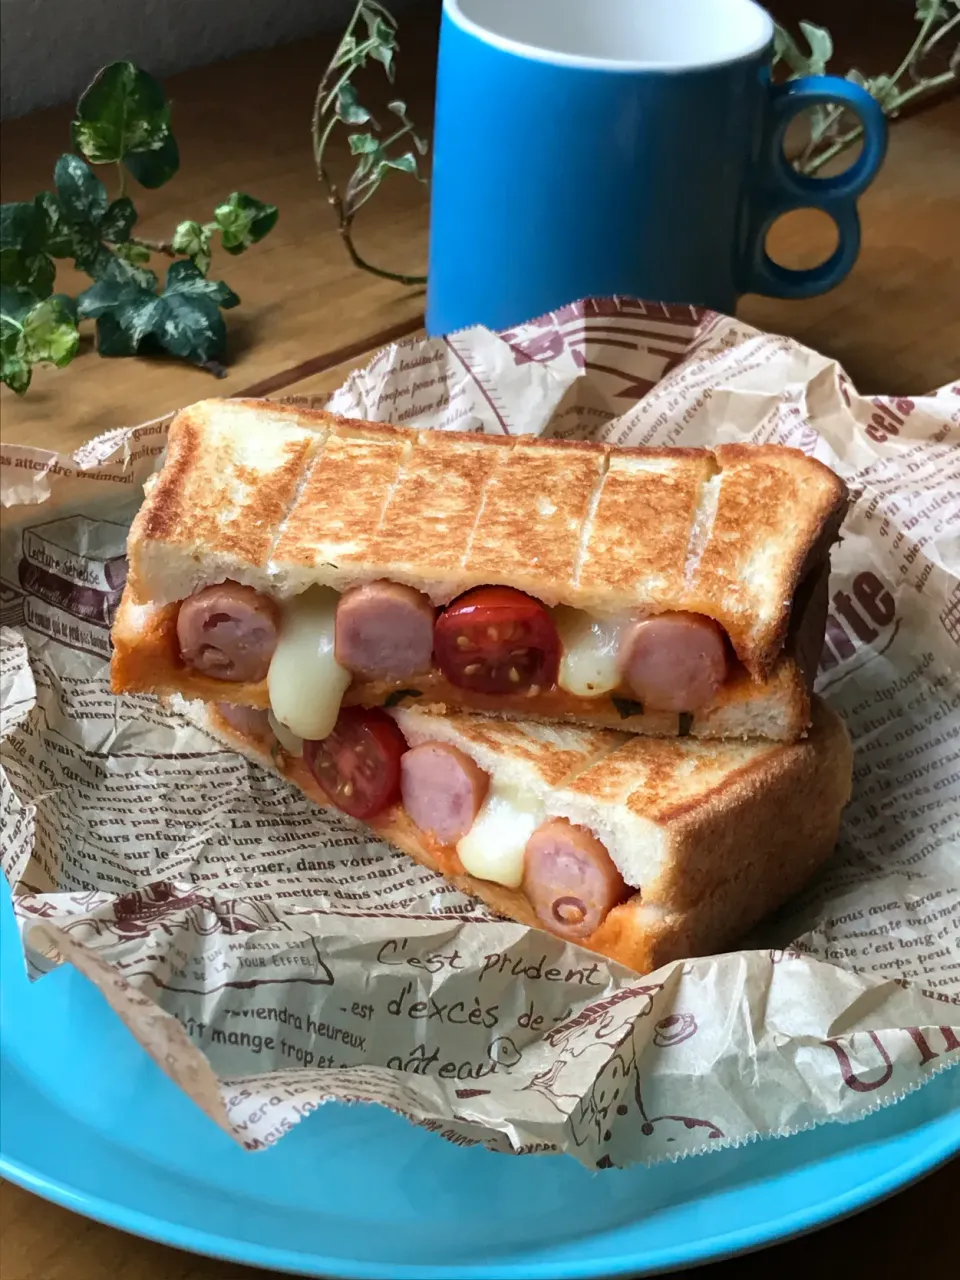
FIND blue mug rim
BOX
[443,0,776,74]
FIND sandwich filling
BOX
[213,699,633,944]
[177,577,732,743]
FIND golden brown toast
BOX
[178,695,851,975]
[127,398,847,679]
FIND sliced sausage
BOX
[335,581,435,681]
[523,818,627,941]
[177,583,279,682]
[215,703,272,739]
[618,611,727,712]
[400,742,490,845]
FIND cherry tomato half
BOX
[433,586,560,695]
[304,707,407,820]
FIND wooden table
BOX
[1,3,958,1276]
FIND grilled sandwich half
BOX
[113,397,847,743]
[178,694,852,974]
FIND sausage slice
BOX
[215,702,273,739]
[523,818,627,941]
[400,742,490,844]
[618,612,728,712]
[177,583,279,682]
[335,581,435,680]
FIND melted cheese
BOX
[456,784,544,889]
[553,606,624,698]
[268,711,304,756]
[267,586,350,741]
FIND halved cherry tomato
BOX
[433,586,560,695]
[304,707,407,819]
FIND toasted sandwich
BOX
[178,694,852,974]
[112,397,847,742]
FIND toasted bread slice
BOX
[127,399,847,677]
[178,696,851,974]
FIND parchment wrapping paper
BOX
[1,297,957,1170]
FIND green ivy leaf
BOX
[336,83,372,125]
[0,284,35,325]
[93,299,164,356]
[1,285,36,393]
[213,192,278,255]
[154,290,226,363]
[0,202,57,296]
[348,132,381,178]
[33,192,77,258]
[21,294,80,367]
[0,287,79,394]
[76,276,144,319]
[380,151,419,177]
[114,241,151,265]
[164,259,239,308]
[798,21,833,74]
[54,154,109,226]
[348,132,380,154]
[90,249,158,291]
[99,197,138,243]
[77,269,162,356]
[915,0,941,18]
[73,239,114,279]
[123,134,180,189]
[371,42,396,80]
[77,258,234,367]
[0,248,56,297]
[73,61,172,165]
[172,219,213,274]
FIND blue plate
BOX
[2,883,958,1279]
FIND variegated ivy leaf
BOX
[348,132,381,177]
[387,99,406,117]
[336,83,372,125]
[379,152,419,178]
[798,21,833,75]
[773,21,833,77]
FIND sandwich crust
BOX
[184,697,851,975]
[126,398,848,678]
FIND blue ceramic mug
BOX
[426,0,888,335]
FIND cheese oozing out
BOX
[456,783,544,889]
[268,711,304,756]
[553,606,625,699]
[267,586,350,741]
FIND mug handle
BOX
[741,75,888,299]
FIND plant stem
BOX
[887,68,957,111]
[339,223,426,285]
[321,40,380,116]
[803,125,865,174]
[312,0,425,287]
[312,0,364,158]
[888,5,941,88]
[116,161,126,198]
[923,11,959,55]
[128,235,177,257]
